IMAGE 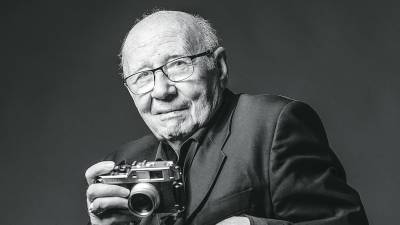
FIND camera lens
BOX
[128,183,160,217]
[130,194,152,213]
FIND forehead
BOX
[127,30,190,62]
[123,14,202,72]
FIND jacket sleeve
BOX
[246,101,368,225]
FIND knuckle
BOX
[86,185,93,199]
[86,190,95,203]
[86,184,100,201]
[85,162,103,178]
[85,161,115,183]
[84,168,91,179]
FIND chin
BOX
[152,119,197,142]
[143,106,212,142]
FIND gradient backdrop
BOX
[2,1,399,224]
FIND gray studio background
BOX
[2,0,399,224]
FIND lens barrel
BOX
[128,183,160,217]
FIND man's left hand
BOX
[215,216,250,225]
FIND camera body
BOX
[97,160,185,217]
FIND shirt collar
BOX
[155,126,208,161]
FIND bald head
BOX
[120,10,219,77]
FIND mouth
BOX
[153,107,189,121]
[153,106,189,115]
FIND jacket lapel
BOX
[185,90,238,221]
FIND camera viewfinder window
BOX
[150,171,163,179]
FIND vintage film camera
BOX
[97,160,185,217]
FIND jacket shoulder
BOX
[235,93,295,122]
[104,134,158,163]
[228,94,296,148]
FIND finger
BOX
[89,208,133,224]
[87,183,130,202]
[89,197,128,215]
[98,214,133,224]
[215,216,250,225]
[139,213,159,225]
[85,161,115,185]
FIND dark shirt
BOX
[155,126,208,171]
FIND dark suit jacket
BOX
[106,90,369,225]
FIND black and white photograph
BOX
[2,1,399,225]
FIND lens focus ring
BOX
[128,183,160,217]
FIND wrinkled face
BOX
[122,17,224,143]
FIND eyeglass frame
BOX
[123,49,214,95]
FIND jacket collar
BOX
[184,89,239,221]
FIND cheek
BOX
[133,94,151,114]
[192,101,210,124]
[182,88,214,124]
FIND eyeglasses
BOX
[123,50,213,95]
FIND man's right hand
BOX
[85,161,132,225]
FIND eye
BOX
[168,58,191,68]
[126,71,152,85]
[135,71,153,84]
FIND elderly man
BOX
[85,10,368,225]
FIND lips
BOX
[152,106,189,115]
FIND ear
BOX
[213,46,228,88]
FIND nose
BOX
[150,69,177,100]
